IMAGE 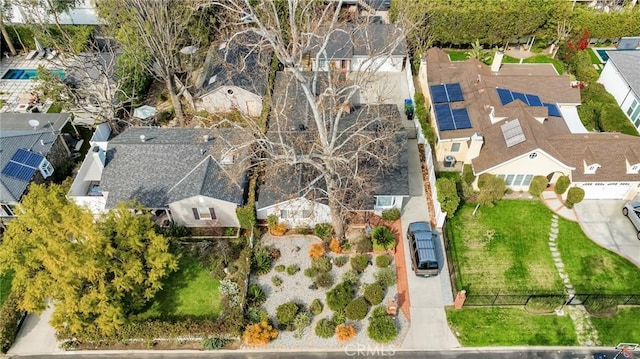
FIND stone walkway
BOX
[548,214,599,346]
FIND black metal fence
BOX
[464,293,640,307]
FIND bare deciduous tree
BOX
[214,0,409,238]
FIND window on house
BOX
[192,207,216,220]
[496,174,505,181]
[522,174,533,186]
[451,143,461,152]
[280,210,312,219]
[513,174,524,186]
[627,99,637,116]
[318,59,326,69]
[39,159,54,178]
[376,196,394,207]
[505,174,515,186]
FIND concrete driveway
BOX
[8,301,61,355]
[574,200,640,268]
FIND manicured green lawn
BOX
[557,219,640,293]
[502,55,521,63]
[591,308,640,346]
[587,48,603,64]
[47,102,63,113]
[446,50,468,61]
[138,254,220,320]
[447,201,564,294]
[523,54,566,74]
[446,307,578,346]
[0,271,13,306]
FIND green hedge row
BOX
[414,92,436,146]
[6,25,94,54]
[0,293,24,353]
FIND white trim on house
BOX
[475,149,575,176]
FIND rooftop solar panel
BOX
[430,85,449,103]
[435,104,456,131]
[525,94,543,107]
[445,83,464,102]
[496,88,514,105]
[544,103,561,117]
[512,92,528,104]
[452,108,472,129]
[1,161,37,182]
[14,148,44,168]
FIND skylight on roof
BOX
[501,119,526,148]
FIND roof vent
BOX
[140,134,146,142]
[92,146,100,153]
[203,134,210,142]
[40,139,45,146]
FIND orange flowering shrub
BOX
[308,243,326,259]
[270,222,287,236]
[336,324,356,342]
[242,321,279,345]
[329,237,342,253]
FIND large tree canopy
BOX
[0,183,177,337]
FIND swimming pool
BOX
[1,68,65,80]
[595,48,640,62]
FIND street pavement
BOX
[9,301,61,355]
[399,139,460,350]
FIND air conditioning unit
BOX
[444,155,456,168]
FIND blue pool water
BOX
[1,69,65,80]
[596,49,611,62]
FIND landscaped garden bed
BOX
[245,233,407,349]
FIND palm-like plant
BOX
[466,39,491,63]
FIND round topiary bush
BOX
[554,175,570,195]
[363,283,385,305]
[344,297,369,320]
[368,313,398,343]
[374,268,396,287]
[381,207,401,221]
[276,302,299,325]
[315,318,336,338]
[566,186,585,208]
[528,175,549,197]
[375,254,392,268]
[310,299,323,315]
[350,254,370,272]
[326,281,354,311]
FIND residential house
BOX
[308,23,407,73]
[420,48,640,200]
[194,34,272,117]
[9,0,100,25]
[1,113,75,220]
[598,50,640,131]
[68,127,251,228]
[256,96,410,227]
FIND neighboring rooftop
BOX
[606,50,640,99]
[310,23,407,59]
[100,127,251,209]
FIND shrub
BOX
[351,254,370,272]
[356,237,373,253]
[333,256,348,267]
[236,204,256,230]
[368,315,397,343]
[436,177,461,218]
[315,272,334,288]
[245,307,267,324]
[375,254,392,268]
[566,187,586,209]
[310,299,324,315]
[242,321,278,345]
[269,247,281,261]
[314,223,333,241]
[219,279,241,308]
[276,302,299,325]
[0,293,23,353]
[326,281,354,311]
[202,336,230,350]
[329,237,342,253]
[247,284,266,307]
[371,305,388,319]
[364,283,385,305]
[286,264,300,275]
[336,324,357,342]
[309,243,326,259]
[381,208,401,221]
[251,247,272,276]
[270,222,287,236]
[271,276,283,287]
[274,264,285,272]
[304,267,318,278]
[295,225,313,235]
[555,175,571,195]
[315,319,336,338]
[374,268,397,287]
[332,309,346,325]
[344,297,369,320]
[342,269,360,285]
[311,256,332,273]
[528,175,549,197]
[293,311,311,338]
[371,226,396,251]
[267,214,278,228]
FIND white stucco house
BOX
[67,127,251,228]
[598,50,640,131]
[9,0,100,25]
[420,48,640,200]
[194,35,272,117]
[309,23,407,73]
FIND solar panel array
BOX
[496,88,563,117]
[1,148,44,182]
[430,83,464,103]
[501,119,526,148]
[435,104,472,131]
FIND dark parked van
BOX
[407,221,440,277]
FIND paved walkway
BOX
[540,189,578,221]
[8,301,61,355]
[390,219,411,321]
[547,214,599,346]
[400,140,459,350]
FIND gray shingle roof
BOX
[101,127,250,208]
[606,50,640,100]
[310,23,407,59]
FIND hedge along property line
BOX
[414,92,436,147]
[0,292,23,353]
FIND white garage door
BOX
[579,182,632,199]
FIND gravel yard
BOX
[245,234,409,349]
